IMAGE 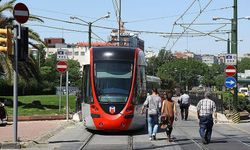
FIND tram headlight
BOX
[103,52,113,57]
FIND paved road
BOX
[22,114,250,150]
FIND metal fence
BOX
[189,92,224,114]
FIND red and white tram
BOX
[82,47,147,131]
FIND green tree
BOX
[40,54,57,83]
[201,64,224,87]
[67,59,81,88]
[157,58,207,90]
[238,58,250,73]
[146,48,174,76]
[0,0,45,82]
[146,56,157,75]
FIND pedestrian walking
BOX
[141,88,161,141]
[160,89,178,142]
[196,91,217,144]
[178,91,190,120]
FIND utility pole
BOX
[118,0,121,46]
[88,23,92,49]
[231,0,238,111]
[227,32,230,54]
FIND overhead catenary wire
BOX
[112,0,119,24]
[179,24,227,41]
[31,1,230,44]
[92,32,107,42]
[33,15,89,26]
[30,5,232,24]
[168,0,213,51]
[165,0,198,49]
[31,13,231,40]
[27,22,230,39]
[27,24,88,33]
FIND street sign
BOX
[13,3,29,24]
[56,61,68,73]
[224,65,236,76]
[225,54,237,65]
[225,77,237,88]
[57,49,68,61]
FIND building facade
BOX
[201,54,218,66]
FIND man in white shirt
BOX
[197,91,217,144]
[178,91,190,120]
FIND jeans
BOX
[199,115,213,142]
[147,114,159,137]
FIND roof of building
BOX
[76,42,116,47]
[174,51,195,58]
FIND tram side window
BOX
[139,65,146,104]
[83,65,93,104]
[133,65,146,105]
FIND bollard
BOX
[232,111,240,123]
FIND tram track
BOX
[175,125,209,150]
[213,127,250,148]
[127,135,133,150]
[79,133,95,150]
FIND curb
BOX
[7,115,69,122]
[0,142,21,149]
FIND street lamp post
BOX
[70,12,110,48]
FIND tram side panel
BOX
[129,50,147,130]
[82,64,96,130]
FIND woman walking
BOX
[161,90,178,142]
[141,88,161,141]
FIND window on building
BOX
[81,52,85,56]
[67,52,72,56]
[74,51,79,56]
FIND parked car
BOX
[239,87,249,97]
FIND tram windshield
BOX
[94,61,133,103]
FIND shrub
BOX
[222,91,250,111]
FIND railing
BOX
[189,92,224,113]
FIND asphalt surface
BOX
[1,101,249,150]
[19,113,250,150]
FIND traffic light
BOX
[17,27,28,61]
[0,28,12,54]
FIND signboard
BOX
[224,65,236,76]
[57,49,68,61]
[225,54,237,65]
[56,61,67,73]
[225,77,236,88]
[13,3,29,24]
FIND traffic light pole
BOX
[13,24,20,143]
[231,0,238,111]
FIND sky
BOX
[3,0,250,56]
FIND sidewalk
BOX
[0,120,74,149]
[188,105,230,123]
